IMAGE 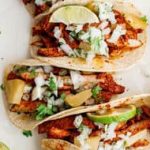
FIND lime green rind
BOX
[0,142,9,150]
[87,105,137,124]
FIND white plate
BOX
[0,0,150,149]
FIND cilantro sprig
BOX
[48,77,57,91]
[22,130,32,137]
[36,104,53,121]
[92,86,102,98]
[141,16,148,23]
[136,108,143,116]
[0,84,5,91]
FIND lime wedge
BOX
[0,142,9,150]
[87,105,136,124]
[50,5,99,24]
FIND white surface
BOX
[0,0,150,150]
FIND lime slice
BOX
[50,5,99,24]
[0,142,9,150]
[87,105,136,124]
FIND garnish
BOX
[30,69,37,78]
[48,77,57,91]
[136,108,143,116]
[141,16,148,23]
[17,66,28,74]
[36,104,53,120]
[60,93,66,100]
[0,84,5,91]
[22,130,32,137]
[92,86,102,98]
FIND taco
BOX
[3,59,124,130]
[40,94,150,150]
[31,0,147,72]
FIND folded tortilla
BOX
[30,0,147,72]
[4,59,125,130]
[41,94,150,150]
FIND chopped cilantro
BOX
[60,93,66,100]
[0,84,5,91]
[30,69,37,78]
[59,42,64,46]
[78,124,84,132]
[91,37,101,52]
[92,86,102,98]
[48,77,57,91]
[52,106,58,113]
[22,130,32,137]
[141,16,148,23]
[36,104,53,121]
[70,31,77,38]
[136,108,143,116]
[17,66,28,74]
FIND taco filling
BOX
[5,65,124,121]
[39,104,150,150]
[32,1,147,64]
[23,0,63,16]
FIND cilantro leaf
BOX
[22,130,32,137]
[48,77,57,91]
[92,86,102,98]
[0,84,5,91]
[30,69,37,78]
[60,93,66,100]
[36,104,53,121]
[141,16,148,23]
[70,31,77,38]
[136,108,143,116]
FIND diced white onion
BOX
[60,43,75,56]
[54,26,62,39]
[108,25,126,44]
[99,40,109,57]
[98,2,116,24]
[100,21,109,30]
[35,67,44,73]
[66,24,83,33]
[90,27,102,39]
[34,75,45,87]
[47,96,55,108]
[77,126,92,150]
[35,0,46,6]
[32,87,46,101]
[70,71,85,89]
[102,28,111,35]
[86,52,95,64]
[43,66,53,73]
[74,115,83,128]
[22,93,30,101]
[54,98,64,107]
[24,85,32,93]
[57,76,64,88]
[101,122,118,140]
[128,39,141,47]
